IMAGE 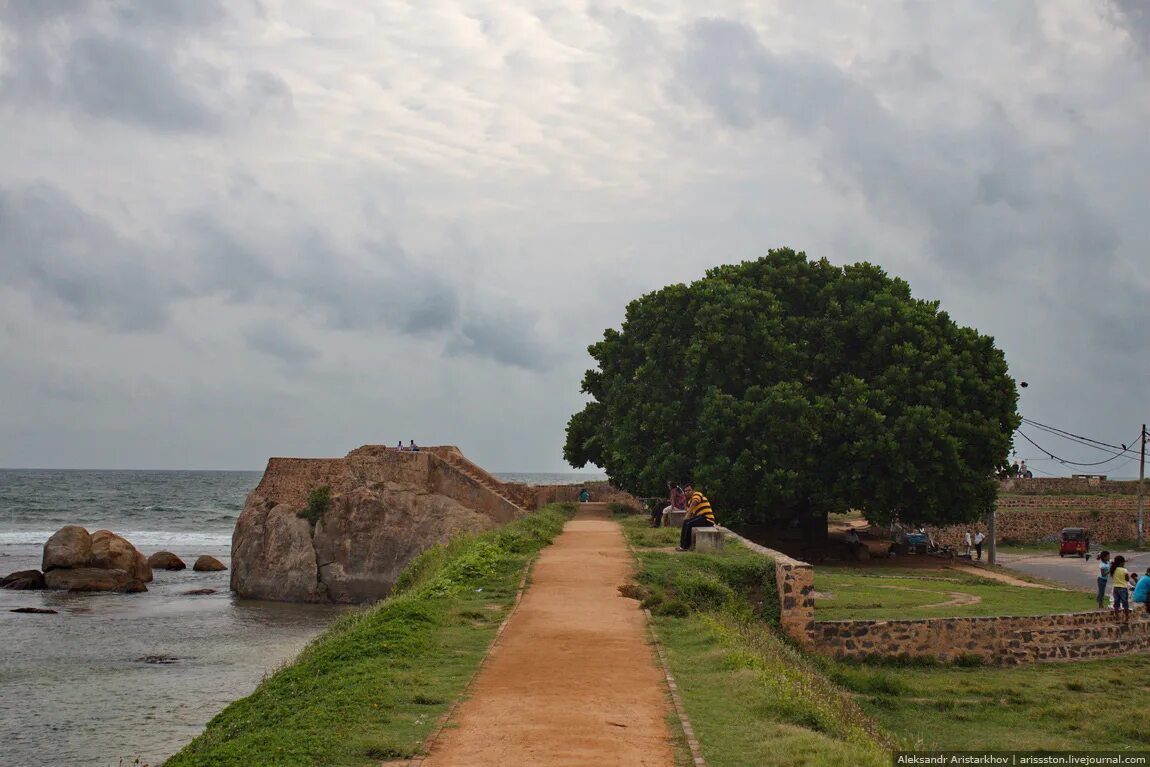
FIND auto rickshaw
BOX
[1059,527,1090,558]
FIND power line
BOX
[1016,430,1138,468]
[1020,417,1138,455]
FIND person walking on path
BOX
[1097,551,1112,609]
[973,530,985,561]
[1111,555,1131,622]
[677,482,716,551]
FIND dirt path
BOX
[945,562,1062,589]
[419,503,675,767]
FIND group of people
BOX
[962,529,988,560]
[652,481,717,551]
[1095,551,1150,620]
[395,440,420,452]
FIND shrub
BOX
[298,485,331,525]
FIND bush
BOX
[298,485,331,525]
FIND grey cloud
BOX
[1107,0,1150,53]
[448,306,554,372]
[0,183,179,331]
[0,0,225,132]
[243,322,318,366]
[674,18,1121,285]
[62,35,219,132]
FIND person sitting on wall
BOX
[1132,568,1150,614]
[657,482,685,527]
[578,488,590,503]
[676,482,716,552]
[397,441,407,451]
[409,440,419,452]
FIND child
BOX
[1111,555,1131,622]
[1096,551,1111,609]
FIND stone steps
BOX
[443,458,526,510]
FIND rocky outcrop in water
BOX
[192,555,227,572]
[1,570,45,590]
[231,446,528,603]
[148,551,186,570]
[37,527,151,593]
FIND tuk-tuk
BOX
[1059,527,1089,558]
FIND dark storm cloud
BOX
[0,183,179,331]
[0,180,553,370]
[1107,0,1150,53]
[242,322,319,366]
[0,0,225,132]
[61,35,219,132]
[674,18,1122,285]
[448,307,555,372]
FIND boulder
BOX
[1,569,46,590]
[148,551,187,571]
[43,567,147,593]
[90,530,153,582]
[192,555,227,572]
[42,525,92,571]
[230,501,324,601]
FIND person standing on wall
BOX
[677,482,716,552]
[973,530,985,561]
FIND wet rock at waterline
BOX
[192,555,227,572]
[38,526,152,593]
[148,551,187,570]
[1,569,46,590]
[90,530,153,582]
[11,607,58,614]
[42,526,92,571]
[43,567,147,593]
[183,588,217,595]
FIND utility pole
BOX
[1138,423,1146,549]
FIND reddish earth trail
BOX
[420,503,675,767]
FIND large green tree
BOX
[565,249,1019,534]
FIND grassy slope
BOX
[620,516,890,767]
[813,569,1091,620]
[165,506,572,767]
[830,653,1150,750]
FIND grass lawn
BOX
[828,653,1150,750]
[813,568,1092,621]
[618,515,890,766]
[165,506,572,767]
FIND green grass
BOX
[828,653,1150,750]
[165,506,571,767]
[813,568,1092,620]
[619,516,890,766]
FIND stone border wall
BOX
[999,477,1143,495]
[809,611,1150,664]
[723,528,1150,664]
[722,530,814,645]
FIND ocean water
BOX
[0,468,604,767]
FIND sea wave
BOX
[0,530,233,548]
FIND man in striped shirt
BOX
[678,482,716,551]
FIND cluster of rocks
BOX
[1,525,227,596]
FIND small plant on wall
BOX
[298,485,331,526]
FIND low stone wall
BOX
[530,482,642,510]
[810,611,1150,664]
[723,530,814,644]
[725,528,1150,664]
[999,478,1142,495]
[930,508,1143,547]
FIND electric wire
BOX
[1016,430,1140,468]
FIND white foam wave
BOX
[0,530,232,548]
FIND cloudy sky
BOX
[1,0,1146,474]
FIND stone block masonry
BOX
[724,528,1150,664]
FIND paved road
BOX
[997,548,1150,593]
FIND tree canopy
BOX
[564,249,1019,531]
